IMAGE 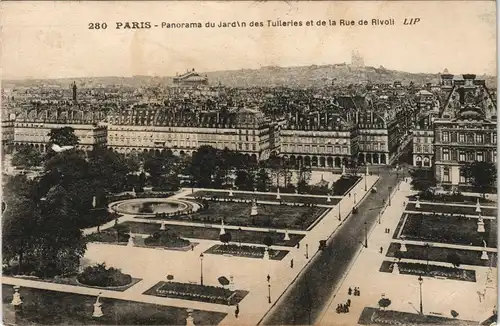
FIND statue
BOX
[127,232,134,247]
[481,240,489,260]
[92,293,104,318]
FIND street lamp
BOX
[418,276,424,315]
[364,175,367,191]
[354,193,357,204]
[338,202,341,221]
[238,227,242,247]
[388,187,392,206]
[305,244,309,259]
[364,221,368,248]
[267,275,271,303]
[199,253,204,286]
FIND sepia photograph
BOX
[0,1,497,325]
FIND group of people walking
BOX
[336,299,351,314]
[335,287,361,314]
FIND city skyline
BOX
[1,1,497,80]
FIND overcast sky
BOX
[0,1,496,80]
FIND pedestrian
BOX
[379,246,383,254]
[290,259,294,268]
[348,287,352,295]
[357,288,361,296]
[235,304,239,318]
[345,305,349,313]
[387,228,390,234]
[297,243,300,249]
[336,304,341,314]
[347,299,351,307]
[349,193,351,198]
[191,244,194,251]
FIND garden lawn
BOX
[187,190,339,206]
[143,281,248,306]
[379,260,476,282]
[405,203,497,217]
[121,221,305,247]
[358,307,477,325]
[135,202,330,230]
[386,243,497,267]
[205,244,289,260]
[2,284,226,325]
[401,213,497,247]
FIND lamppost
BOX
[267,274,271,303]
[238,227,242,247]
[418,276,424,315]
[305,244,309,259]
[364,175,368,191]
[354,193,357,204]
[388,187,392,206]
[338,202,341,221]
[199,253,204,286]
[364,221,368,248]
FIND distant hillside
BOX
[2,65,496,89]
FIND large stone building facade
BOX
[107,107,278,161]
[12,108,108,152]
[433,74,497,188]
[279,110,358,168]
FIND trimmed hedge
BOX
[77,263,132,287]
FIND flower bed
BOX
[187,190,340,206]
[405,202,497,217]
[358,307,475,325]
[386,243,497,267]
[121,221,304,247]
[379,260,476,282]
[205,244,289,260]
[401,213,497,247]
[143,230,191,248]
[143,281,248,306]
[331,175,361,196]
[85,227,130,244]
[77,263,132,287]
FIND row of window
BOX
[441,131,497,144]
[281,144,349,154]
[441,148,496,162]
[359,143,387,151]
[414,145,432,153]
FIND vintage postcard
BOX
[0,1,497,325]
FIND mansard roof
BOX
[441,81,496,121]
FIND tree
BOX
[464,161,497,197]
[48,127,79,147]
[235,170,254,191]
[256,168,271,192]
[188,146,218,187]
[297,164,311,193]
[447,252,461,268]
[394,250,403,261]
[12,145,42,168]
[409,168,436,194]
[219,232,232,245]
[378,298,391,310]
[263,235,274,248]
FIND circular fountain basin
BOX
[111,198,189,216]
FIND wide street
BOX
[262,165,405,325]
